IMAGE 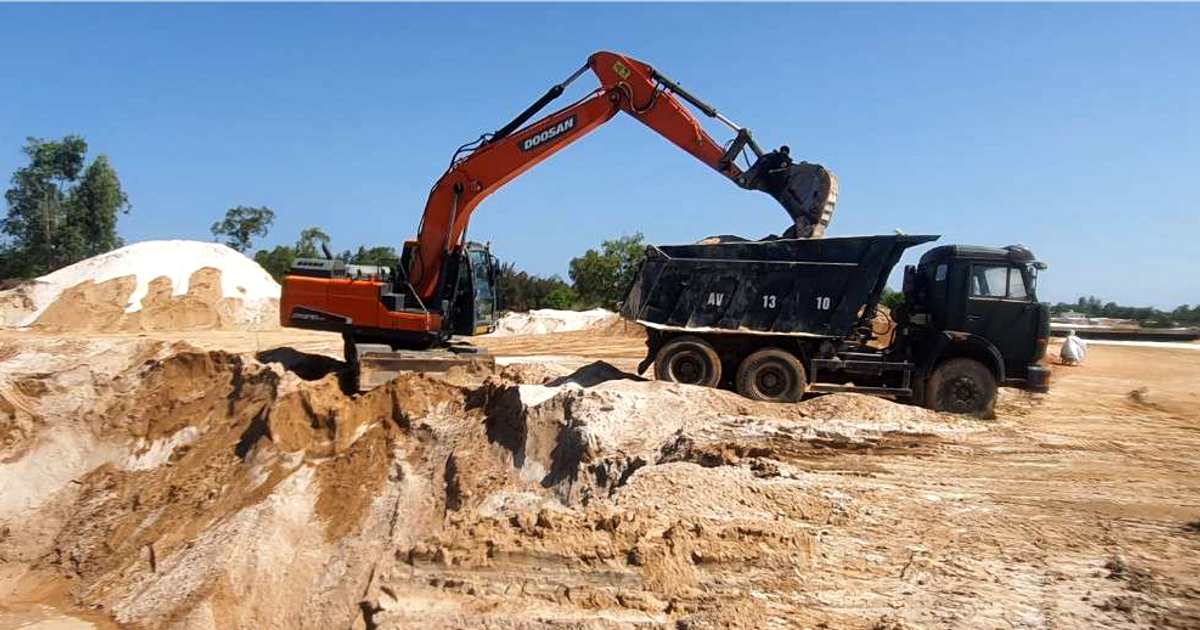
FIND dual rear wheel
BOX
[653,336,997,416]
[653,336,806,403]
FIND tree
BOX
[1050,296,1200,327]
[495,260,574,312]
[1,136,129,278]
[251,226,341,281]
[211,206,274,253]
[545,285,578,310]
[568,233,646,308]
[294,227,331,258]
[253,245,296,281]
[349,245,400,266]
[879,286,904,311]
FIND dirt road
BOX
[0,327,1197,629]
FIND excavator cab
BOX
[450,242,498,336]
[399,240,498,337]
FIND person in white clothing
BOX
[1060,330,1087,366]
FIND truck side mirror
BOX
[902,265,916,294]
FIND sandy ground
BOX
[0,326,1197,629]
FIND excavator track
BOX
[348,342,494,392]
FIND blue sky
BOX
[2,3,1197,308]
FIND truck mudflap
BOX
[1024,364,1051,393]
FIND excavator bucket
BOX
[773,162,838,238]
[740,151,839,238]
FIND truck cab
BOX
[901,244,1051,412]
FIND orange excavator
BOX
[280,51,838,390]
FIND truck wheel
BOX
[654,336,722,388]
[735,348,806,403]
[925,358,997,417]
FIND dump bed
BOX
[621,234,938,338]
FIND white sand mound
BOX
[0,240,280,331]
[488,308,618,337]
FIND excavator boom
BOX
[409,50,838,303]
[280,51,838,390]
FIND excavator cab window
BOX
[467,246,497,334]
[447,245,498,336]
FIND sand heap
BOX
[0,334,969,630]
[0,240,280,332]
[489,308,620,336]
[5,336,1200,629]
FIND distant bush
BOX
[1053,296,1200,327]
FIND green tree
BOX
[253,245,296,281]
[251,227,339,281]
[294,227,330,257]
[1,136,129,278]
[349,245,399,266]
[568,233,646,308]
[545,286,578,310]
[211,206,274,253]
[1051,296,1200,327]
[879,286,904,311]
[495,260,574,312]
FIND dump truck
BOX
[621,234,1051,416]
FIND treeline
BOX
[208,207,402,278]
[0,136,663,314]
[1052,296,1200,327]
[210,205,647,312]
[500,233,646,312]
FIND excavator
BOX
[280,51,839,390]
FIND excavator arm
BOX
[409,50,838,303]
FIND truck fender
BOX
[920,331,1006,382]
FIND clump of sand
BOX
[0,240,280,331]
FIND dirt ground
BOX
[0,326,1197,630]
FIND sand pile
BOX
[6,337,1200,629]
[0,336,973,630]
[489,308,619,336]
[0,240,280,332]
[0,343,517,628]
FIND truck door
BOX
[961,263,1039,377]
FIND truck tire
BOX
[654,336,722,388]
[735,348,807,403]
[925,358,997,418]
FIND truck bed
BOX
[620,234,937,338]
